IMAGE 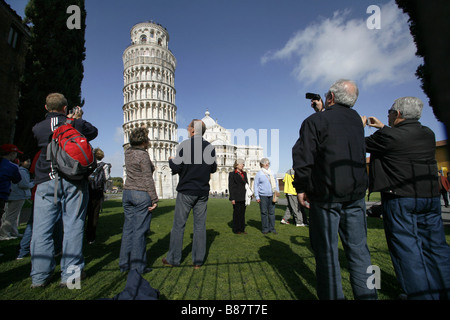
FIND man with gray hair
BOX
[292,79,377,300]
[162,119,217,269]
[364,96,450,300]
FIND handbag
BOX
[272,192,279,203]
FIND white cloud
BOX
[261,1,421,88]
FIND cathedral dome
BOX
[202,110,216,129]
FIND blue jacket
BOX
[8,166,34,201]
[254,170,279,200]
[32,112,98,184]
[0,158,22,200]
[169,135,217,196]
[292,103,368,202]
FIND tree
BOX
[396,0,450,156]
[111,177,124,190]
[14,0,86,155]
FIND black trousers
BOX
[232,201,246,233]
[86,189,104,243]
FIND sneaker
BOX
[296,223,307,227]
[31,279,51,288]
[280,219,290,225]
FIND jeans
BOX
[119,189,153,273]
[18,207,63,259]
[309,197,377,300]
[259,196,276,233]
[382,194,450,299]
[31,178,88,285]
[166,192,208,266]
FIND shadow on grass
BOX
[258,236,317,299]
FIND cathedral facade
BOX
[202,111,264,194]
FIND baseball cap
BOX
[0,144,23,154]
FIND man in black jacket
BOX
[30,93,98,288]
[292,79,377,300]
[162,119,217,269]
[364,96,450,300]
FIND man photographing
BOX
[363,96,450,300]
[293,79,377,300]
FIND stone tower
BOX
[122,21,178,199]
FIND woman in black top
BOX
[228,159,249,234]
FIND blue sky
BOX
[8,0,447,177]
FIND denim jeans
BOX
[382,194,450,299]
[18,207,63,259]
[259,196,276,233]
[119,189,153,273]
[31,178,88,285]
[166,192,208,266]
[309,197,377,300]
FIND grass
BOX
[0,194,449,300]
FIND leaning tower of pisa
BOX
[122,21,178,199]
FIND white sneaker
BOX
[296,223,307,227]
[280,219,290,225]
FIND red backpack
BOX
[46,118,96,181]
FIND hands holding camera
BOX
[361,116,385,129]
[67,106,83,119]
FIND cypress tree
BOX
[14,0,86,155]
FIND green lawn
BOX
[0,195,448,300]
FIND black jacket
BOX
[292,104,368,202]
[169,135,217,196]
[228,170,248,202]
[32,112,98,184]
[365,120,439,198]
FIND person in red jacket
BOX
[439,170,450,207]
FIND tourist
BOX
[364,96,450,299]
[439,170,450,207]
[0,144,22,225]
[292,79,377,300]
[30,93,98,288]
[119,127,158,274]
[0,154,34,240]
[280,168,308,227]
[162,119,217,269]
[86,148,112,244]
[228,158,251,234]
[254,158,279,235]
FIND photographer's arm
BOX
[361,116,385,129]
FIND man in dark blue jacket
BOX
[162,119,217,269]
[30,93,97,288]
[292,79,377,300]
[364,96,450,300]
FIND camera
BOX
[305,93,321,101]
[67,99,85,116]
